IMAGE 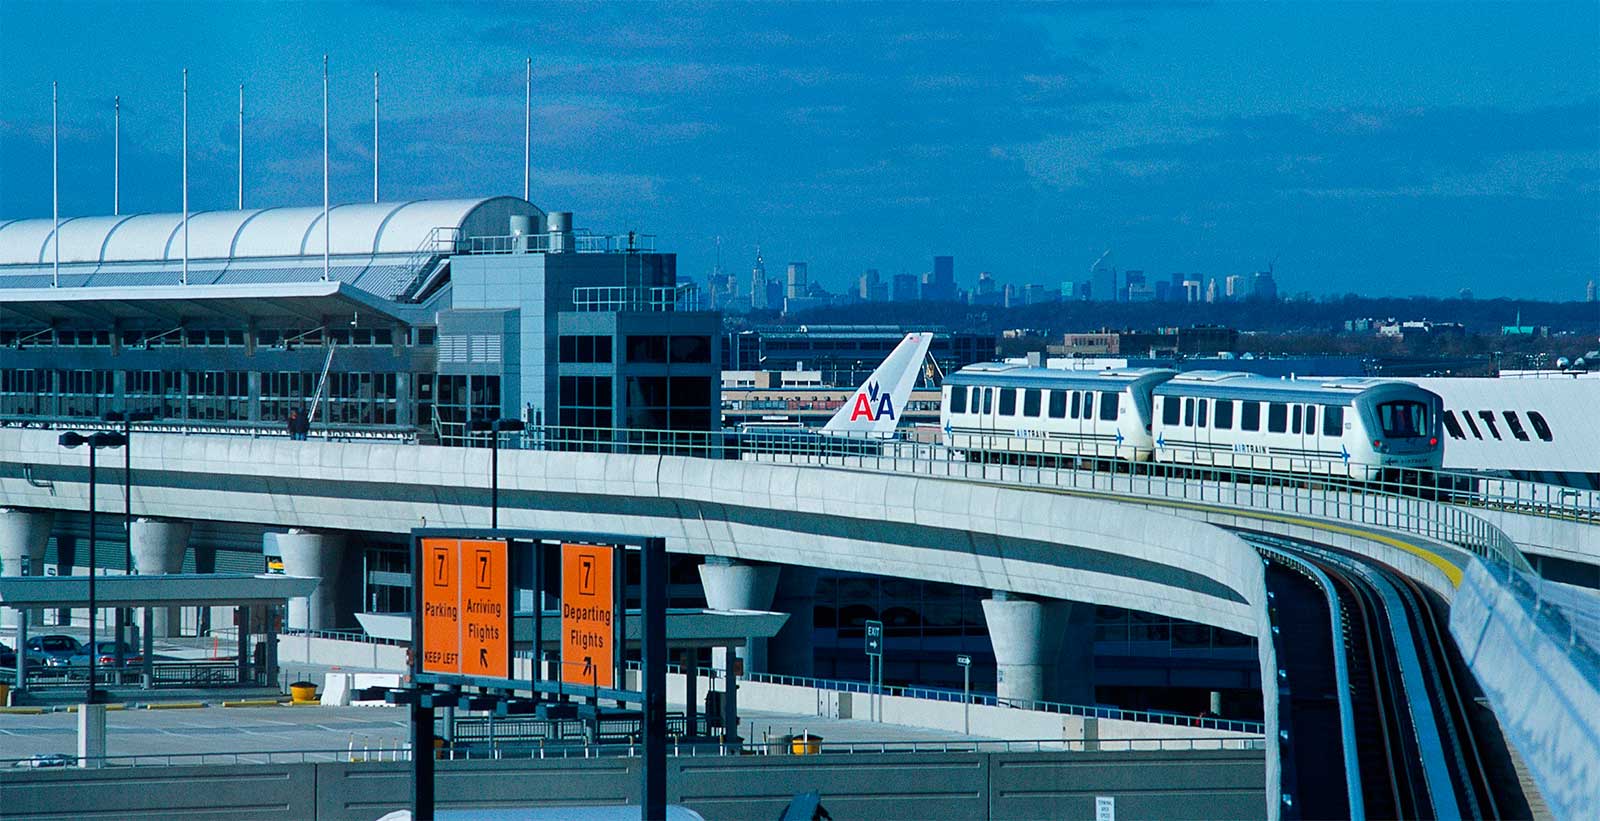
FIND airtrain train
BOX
[941,364,1444,480]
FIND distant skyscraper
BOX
[1123,270,1145,301]
[858,268,881,301]
[1224,274,1244,301]
[1183,279,1202,303]
[1154,280,1170,303]
[1205,278,1218,304]
[1252,270,1278,301]
[1002,283,1017,308]
[915,255,956,302]
[786,262,808,299]
[750,251,769,310]
[1588,279,1597,303]
[1023,283,1049,305]
[1093,263,1117,302]
[892,273,919,302]
[1059,280,1076,301]
[1168,272,1186,303]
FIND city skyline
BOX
[1,2,1596,300]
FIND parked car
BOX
[24,635,81,667]
[11,754,73,769]
[69,641,144,669]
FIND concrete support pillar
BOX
[698,558,779,673]
[77,703,107,768]
[277,530,346,631]
[768,566,818,677]
[0,508,54,629]
[130,518,190,638]
[981,593,1095,705]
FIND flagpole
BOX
[114,95,120,216]
[238,83,245,209]
[52,81,58,288]
[182,68,189,286]
[322,54,330,282]
[524,56,531,201]
[373,70,379,203]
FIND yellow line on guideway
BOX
[1006,481,1467,588]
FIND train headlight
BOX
[1372,439,1386,452]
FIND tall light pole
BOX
[105,410,156,670]
[468,418,524,528]
[59,431,127,705]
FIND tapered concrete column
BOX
[768,566,818,677]
[982,593,1084,705]
[131,518,191,637]
[277,530,346,631]
[0,508,54,628]
[698,558,780,673]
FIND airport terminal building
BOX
[0,197,719,442]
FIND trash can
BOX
[788,732,823,755]
[289,681,318,703]
[0,683,10,707]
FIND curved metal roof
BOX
[0,197,541,266]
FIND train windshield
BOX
[1377,400,1430,438]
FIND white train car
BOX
[941,364,1172,462]
[1150,371,1444,480]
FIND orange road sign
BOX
[419,537,510,680]
[561,543,615,688]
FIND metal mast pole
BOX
[238,84,244,209]
[181,69,189,286]
[114,96,120,216]
[524,56,531,201]
[373,71,379,203]
[86,446,98,704]
[52,81,58,288]
[322,55,329,282]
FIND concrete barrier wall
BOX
[276,634,408,670]
[1,749,1267,821]
[1449,558,1600,820]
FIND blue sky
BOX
[1,1,1595,299]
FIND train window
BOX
[1100,392,1119,421]
[1460,409,1482,439]
[1183,398,1194,426]
[982,388,993,415]
[1501,411,1529,441]
[1070,391,1081,419]
[949,386,967,414]
[1475,410,1501,440]
[1048,391,1067,419]
[1162,397,1180,425]
[1268,403,1287,433]
[1023,389,1041,418]
[1323,406,1344,437]
[1440,410,1465,440]
[1196,399,1208,428]
[999,388,1017,417]
[1082,392,1094,420]
[1527,411,1553,442]
[1214,400,1233,430]
[1291,405,1302,434]
[1377,400,1431,438]
[1241,401,1261,431]
[1304,406,1317,436]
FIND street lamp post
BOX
[956,653,972,735]
[59,431,127,705]
[468,418,525,528]
[104,410,156,671]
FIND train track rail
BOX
[1248,533,1530,819]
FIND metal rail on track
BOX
[1251,538,1366,819]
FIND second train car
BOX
[941,364,1443,480]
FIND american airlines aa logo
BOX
[849,380,897,422]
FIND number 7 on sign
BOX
[432,547,450,587]
[475,548,492,589]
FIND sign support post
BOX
[410,698,435,821]
[864,619,883,723]
[641,537,667,821]
[957,654,972,735]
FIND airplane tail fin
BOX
[821,332,934,436]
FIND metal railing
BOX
[0,415,418,443]
[569,285,696,312]
[485,423,1540,575]
[280,627,406,647]
[454,232,656,256]
[0,735,1267,770]
[6,659,257,690]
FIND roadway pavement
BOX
[0,703,996,763]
